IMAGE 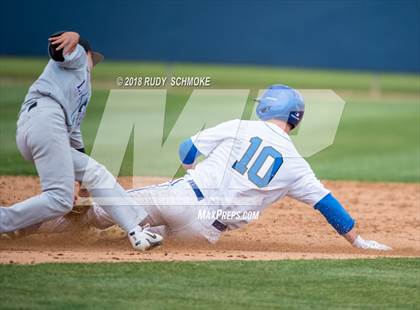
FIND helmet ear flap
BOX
[287,111,304,128]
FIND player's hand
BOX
[49,32,80,55]
[70,186,93,216]
[352,235,392,251]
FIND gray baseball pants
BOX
[0,96,146,233]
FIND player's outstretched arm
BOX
[314,193,392,251]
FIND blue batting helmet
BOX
[255,85,305,128]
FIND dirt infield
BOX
[0,176,419,264]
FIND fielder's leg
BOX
[70,148,146,231]
[70,149,163,250]
[0,100,74,233]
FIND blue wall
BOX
[1,0,419,72]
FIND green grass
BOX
[0,58,419,310]
[309,99,420,182]
[0,57,419,181]
[0,259,418,309]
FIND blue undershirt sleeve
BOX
[179,138,201,165]
[314,193,355,235]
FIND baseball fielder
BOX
[0,31,162,250]
[27,85,390,251]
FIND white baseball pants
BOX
[40,178,224,243]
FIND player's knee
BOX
[80,162,116,190]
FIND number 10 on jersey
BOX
[232,137,283,188]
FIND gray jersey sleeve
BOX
[51,44,87,70]
[24,42,91,134]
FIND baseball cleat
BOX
[128,224,163,251]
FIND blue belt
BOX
[187,179,204,201]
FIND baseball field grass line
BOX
[0,259,419,309]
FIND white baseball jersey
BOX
[187,119,329,229]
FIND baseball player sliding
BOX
[0,31,163,251]
[25,85,391,251]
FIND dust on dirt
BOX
[0,176,419,264]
